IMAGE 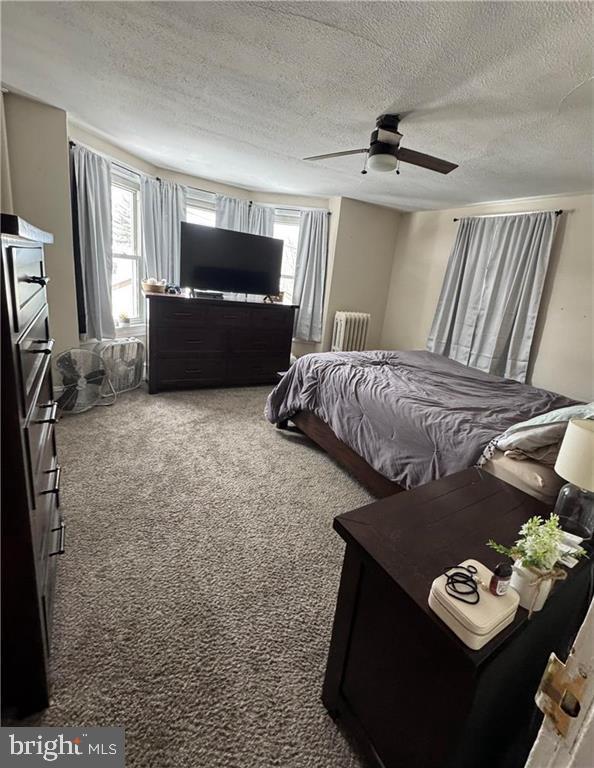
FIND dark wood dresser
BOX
[324,469,592,768]
[1,215,64,719]
[146,293,297,393]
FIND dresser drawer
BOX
[216,307,251,327]
[228,355,288,383]
[156,324,224,354]
[156,356,226,388]
[39,500,62,656]
[16,307,53,418]
[32,432,60,559]
[156,299,211,325]
[229,327,291,353]
[9,246,48,332]
[250,306,295,331]
[24,368,58,490]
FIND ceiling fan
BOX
[303,114,458,175]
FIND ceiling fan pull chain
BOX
[361,152,368,175]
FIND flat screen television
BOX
[180,222,283,295]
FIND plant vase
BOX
[510,560,552,613]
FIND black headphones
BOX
[444,564,480,604]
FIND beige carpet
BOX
[27,386,372,767]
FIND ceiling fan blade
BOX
[302,148,368,161]
[397,147,458,174]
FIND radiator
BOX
[331,311,371,352]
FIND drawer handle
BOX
[35,401,58,424]
[42,465,62,506]
[28,338,55,355]
[42,465,61,492]
[49,520,66,556]
[23,274,51,286]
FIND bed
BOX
[265,350,576,497]
[482,449,564,505]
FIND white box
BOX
[428,559,520,650]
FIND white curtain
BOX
[248,204,274,237]
[293,210,329,342]
[141,178,185,284]
[427,212,557,382]
[215,195,250,232]
[215,196,274,236]
[72,145,115,341]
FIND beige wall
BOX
[4,93,79,354]
[1,93,14,213]
[69,123,327,209]
[69,123,158,177]
[322,197,400,351]
[381,194,594,401]
[291,198,401,358]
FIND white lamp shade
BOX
[554,419,594,492]
[367,153,398,172]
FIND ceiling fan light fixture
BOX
[367,152,398,172]
[367,140,398,172]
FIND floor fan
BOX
[54,349,116,414]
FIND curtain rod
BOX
[453,209,563,222]
[258,203,331,215]
[70,139,147,179]
[156,176,217,197]
[70,140,330,213]
[70,140,222,196]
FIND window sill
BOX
[115,322,146,338]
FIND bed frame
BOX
[284,411,404,498]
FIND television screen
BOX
[180,222,283,295]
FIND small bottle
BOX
[489,563,512,596]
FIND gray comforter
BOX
[265,350,576,489]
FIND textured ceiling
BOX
[2,1,593,210]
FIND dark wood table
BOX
[323,468,592,768]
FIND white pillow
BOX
[503,403,594,436]
[497,422,567,452]
[478,403,594,468]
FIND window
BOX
[273,211,301,304]
[111,171,142,325]
[186,204,216,227]
[186,190,216,227]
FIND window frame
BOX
[273,208,301,304]
[111,169,143,325]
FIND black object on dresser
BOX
[146,293,298,393]
[323,469,592,768]
[1,215,64,719]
